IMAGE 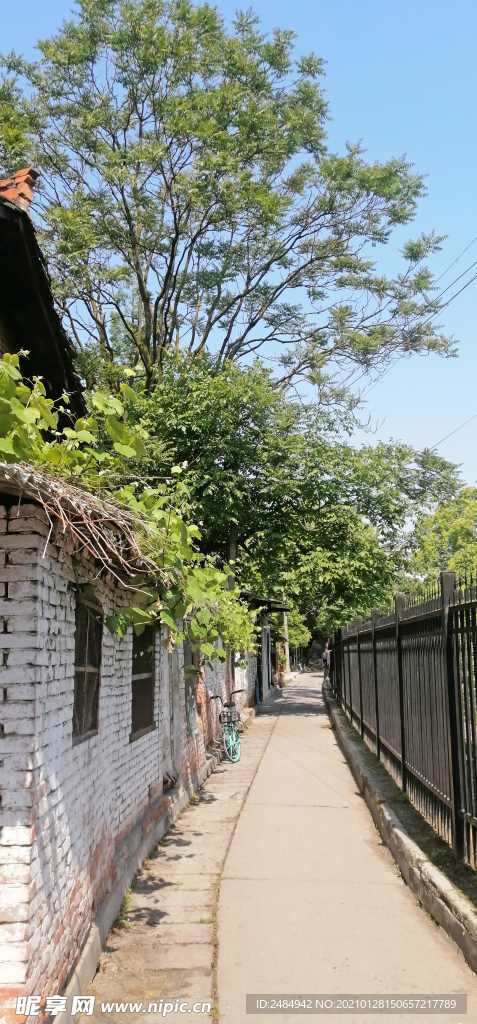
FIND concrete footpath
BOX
[85,676,477,1024]
[218,675,477,1023]
[86,696,280,1023]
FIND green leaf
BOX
[113,442,136,457]
[131,436,146,459]
[106,612,128,637]
[85,447,109,462]
[186,580,204,604]
[0,437,20,456]
[0,360,21,381]
[76,430,97,443]
[160,609,177,630]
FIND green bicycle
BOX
[210,689,244,762]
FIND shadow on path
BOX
[257,675,328,717]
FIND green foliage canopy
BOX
[0,351,257,664]
[0,0,462,643]
[1,0,453,398]
[121,355,460,633]
[409,486,477,587]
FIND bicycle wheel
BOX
[223,724,241,762]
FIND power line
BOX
[362,255,477,397]
[434,233,477,284]
[434,258,477,301]
[337,239,477,407]
[361,357,400,399]
[431,412,477,449]
[436,269,477,314]
[358,268,477,405]
[411,266,477,335]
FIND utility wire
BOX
[434,234,477,284]
[434,269,477,316]
[364,255,477,394]
[431,412,477,449]
[333,238,477,408]
[358,268,477,404]
[404,266,477,336]
[433,258,477,300]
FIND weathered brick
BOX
[0,510,248,1009]
[0,922,27,942]
[8,519,50,537]
[0,961,27,984]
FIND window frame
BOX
[129,624,156,743]
[72,596,103,745]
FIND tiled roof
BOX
[0,167,39,210]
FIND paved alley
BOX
[88,676,477,1023]
[87,696,279,1024]
[218,676,477,1022]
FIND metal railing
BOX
[331,571,477,866]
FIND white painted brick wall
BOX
[0,498,257,1023]
[0,501,167,1021]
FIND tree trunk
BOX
[228,526,238,591]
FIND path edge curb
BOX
[323,683,477,975]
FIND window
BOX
[73,598,102,740]
[184,642,199,737]
[130,625,155,741]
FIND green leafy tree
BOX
[128,356,301,569]
[0,0,461,641]
[1,0,452,397]
[121,354,460,633]
[286,607,312,651]
[409,486,477,587]
[269,604,311,651]
[0,351,257,664]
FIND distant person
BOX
[328,646,334,688]
[323,645,330,682]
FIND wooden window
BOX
[184,642,199,737]
[130,625,155,741]
[73,598,102,740]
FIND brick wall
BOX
[0,502,166,1022]
[0,499,257,1022]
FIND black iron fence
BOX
[331,571,477,867]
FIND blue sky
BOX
[3,0,477,482]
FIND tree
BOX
[286,607,312,651]
[126,355,301,568]
[1,0,452,397]
[119,355,460,632]
[409,486,477,587]
[0,351,257,662]
[269,604,311,652]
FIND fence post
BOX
[345,623,351,719]
[372,608,380,760]
[440,570,463,859]
[395,594,406,793]
[330,630,336,698]
[334,629,340,702]
[356,616,364,738]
